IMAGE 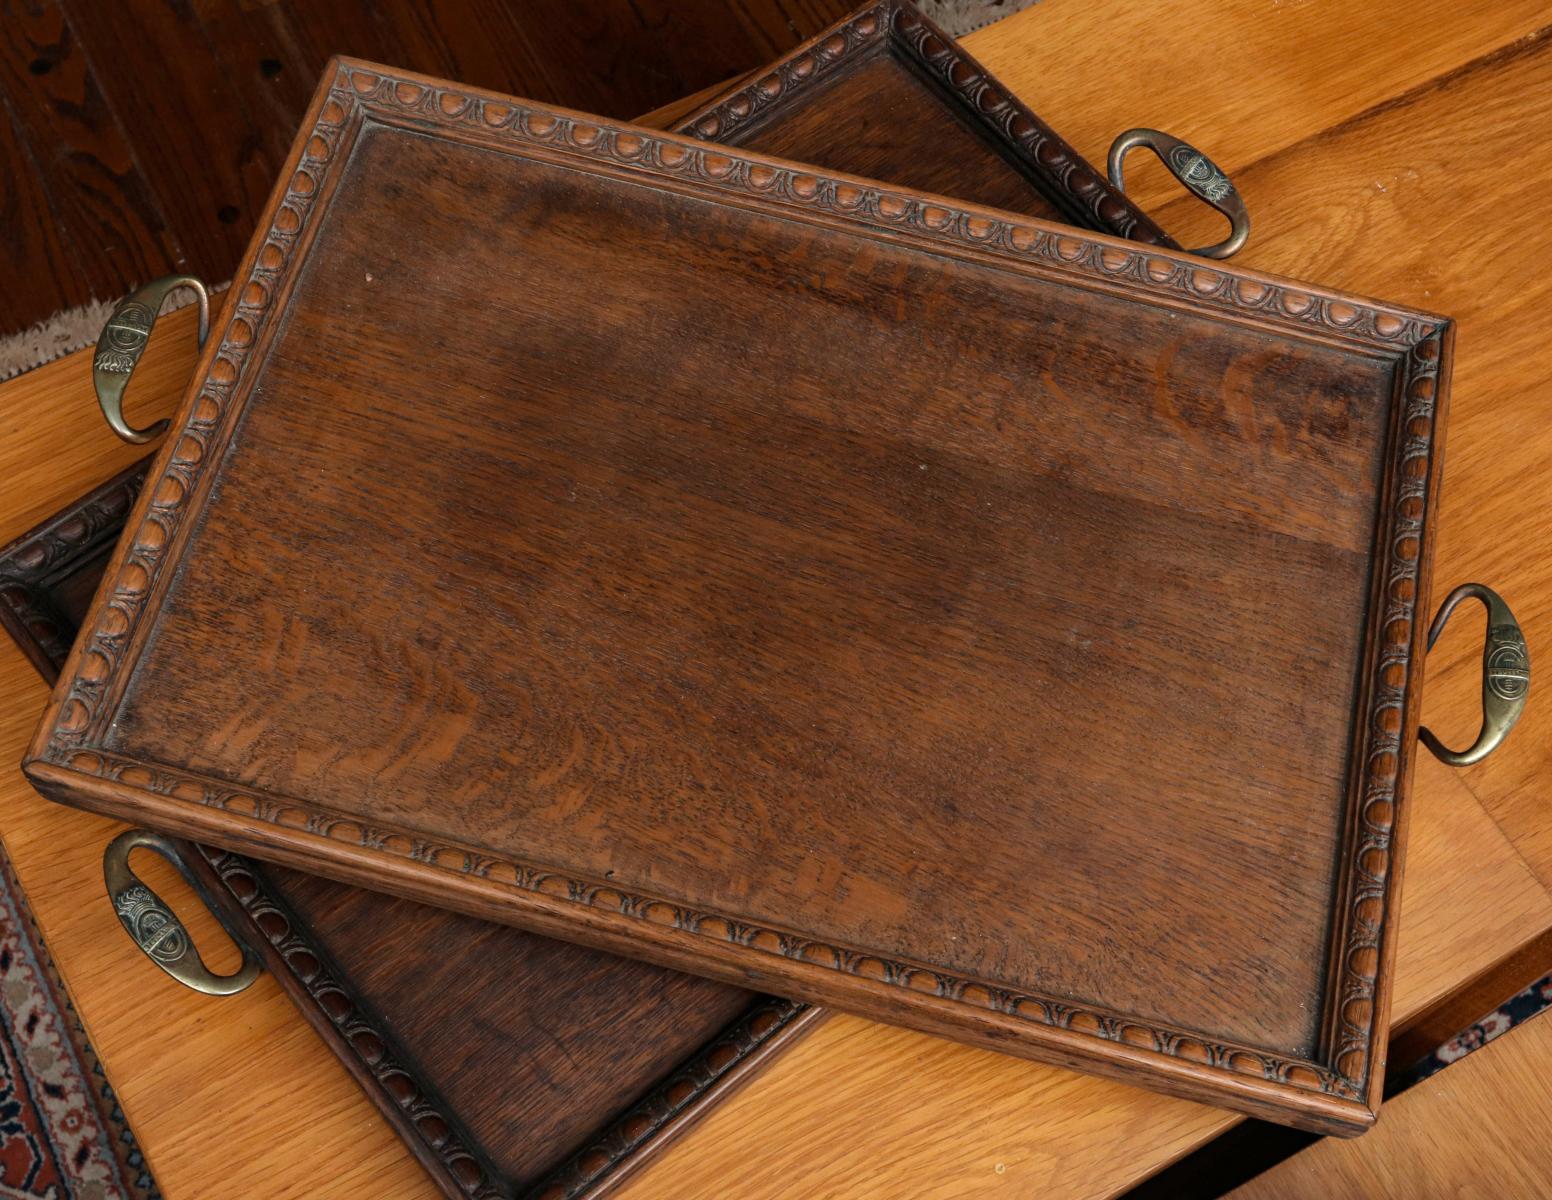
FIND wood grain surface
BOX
[0,2,1549,1197]
[965,0,1551,221]
[0,1,178,321]
[1227,1007,1552,1199]
[674,2,1174,246]
[0,23,1163,1198]
[24,57,1453,1131]
[185,846,819,1200]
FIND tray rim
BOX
[0,27,1159,1191]
[0,460,140,681]
[24,58,1453,1135]
[188,852,825,1200]
[670,0,1178,247]
[0,459,822,1200]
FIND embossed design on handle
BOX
[93,276,210,444]
[1167,143,1233,204]
[1108,128,1250,259]
[103,829,261,995]
[113,883,191,963]
[1420,583,1529,767]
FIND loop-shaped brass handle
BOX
[103,829,261,996]
[1108,128,1250,259]
[1420,583,1529,767]
[93,275,210,444]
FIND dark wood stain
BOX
[676,3,1174,244]
[732,50,1063,212]
[2,13,1177,1194]
[23,59,1450,1136]
[1,457,818,1200]
[246,859,762,1190]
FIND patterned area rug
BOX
[1396,970,1552,1093]
[0,847,158,1199]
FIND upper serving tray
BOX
[26,59,1450,1133]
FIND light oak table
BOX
[1228,1010,1552,1199]
[2,1,1550,1196]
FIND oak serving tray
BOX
[5,463,815,1200]
[26,60,1452,1133]
[8,13,1157,1193]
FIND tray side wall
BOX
[23,59,1453,1135]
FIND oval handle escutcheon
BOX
[103,829,261,996]
[1420,583,1529,767]
[1108,128,1250,260]
[93,275,210,444]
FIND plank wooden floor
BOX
[0,0,852,338]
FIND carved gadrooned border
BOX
[530,998,812,1200]
[198,849,504,1200]
[674,1,1174,248]
[1324,331,1444,1093]
[36,62,1450,1109]
[39,742,1372,1104]
[0,478,816,1200]
[200,847,811,1200]
[676,0,885,141]
[0,461,147,680]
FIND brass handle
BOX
[93,275,210,444]
[1420,583,1530,767]
[103,829,261,995]
[1108,128,1250,259]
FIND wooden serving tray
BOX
[674,0,1175,246]
[4,10,1173,1192]
[25,59,1450,1134]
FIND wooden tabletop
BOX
[1227,1004,1552,1198]
[1,0,1549,1195]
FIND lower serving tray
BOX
[2,6,1168,1194]
[3,460,819,1200]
